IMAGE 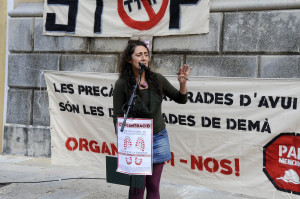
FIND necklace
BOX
[140,81,148,88]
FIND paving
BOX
[0,155,256,199]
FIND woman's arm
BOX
[158,75,186,104]
[157,64,192,104]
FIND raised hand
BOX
[178,64,192,84]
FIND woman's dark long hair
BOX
[119,40,162,97]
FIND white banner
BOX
[43,0,210,37]
[44,71,300,199]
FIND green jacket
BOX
[113,72,187,134]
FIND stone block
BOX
[153,13,222,53]
[6,89,33,125]
[3,124,51,157]
[224,11,300,53]
[61,54,118,73]
[34,18,88,52]
[151,54,184,75]
[8,54,59,88]
[8,18,33,52]
[90,37,130,52]
[33,90,50,126]
[260,56,300,78]
[27,127,51,157]
[3,125,28,156]
[186,56,257,77]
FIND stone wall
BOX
[3,2,300,157]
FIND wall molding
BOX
[210,0,300,12]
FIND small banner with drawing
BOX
[117,117,153,175]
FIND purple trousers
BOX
[130,162,164,199]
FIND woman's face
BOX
[129,45,149,71]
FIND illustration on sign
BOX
[277,169,300,184]
[118,0,169,30]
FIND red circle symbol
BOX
[118,0,169,30]
[263,133,300,195]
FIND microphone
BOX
[139,62,150,71]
